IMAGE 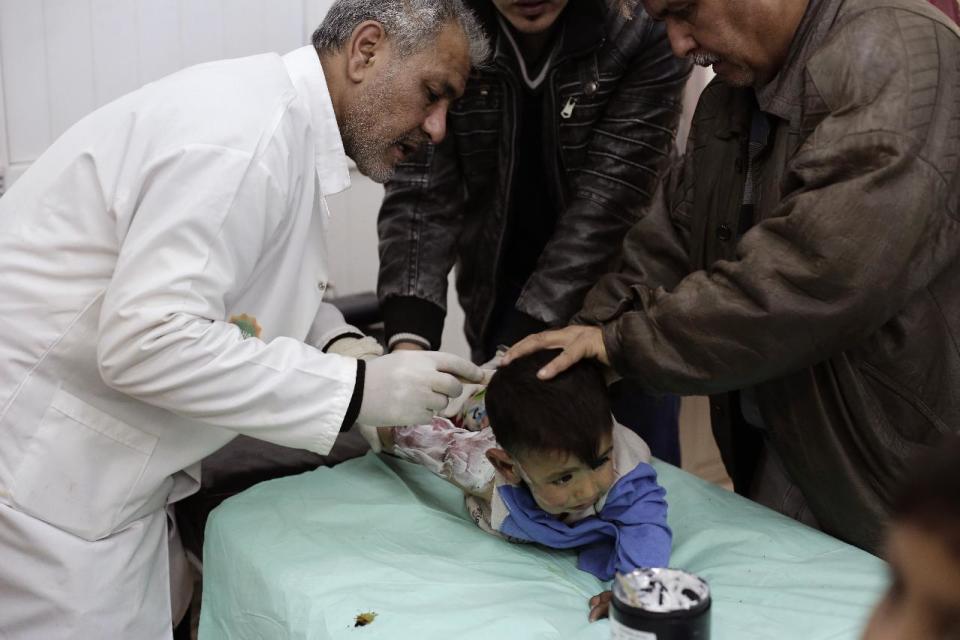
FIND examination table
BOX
[199,453,886,639]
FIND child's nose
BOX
[574,480,598,504]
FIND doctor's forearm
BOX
[97,312,356,453]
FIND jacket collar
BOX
[754,0,846,121]
[557,0,608,57]
[282,46,351,197]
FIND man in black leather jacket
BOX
[376,0,691,461]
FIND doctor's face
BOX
[341,22,471,183]
[639,0,807,88]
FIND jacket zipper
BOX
[479,35,603,344]
[548,36,603,208]
[547,67,570,213]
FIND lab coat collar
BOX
[283,46,351,197]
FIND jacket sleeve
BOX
[574,148,695,326]
[377,135,466,350]
[516,20,691,326]
[611,467,672,574]
[575,462,672,579]
[592,13,960,396]
[306,301,364,351]
[97,144,358,455]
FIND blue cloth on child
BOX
[496,462,671,580]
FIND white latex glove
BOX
[481,351,504,371]
[357,351,483,427]
[325,335,383,361]
[354,423,384,453]
[440,355,498,420]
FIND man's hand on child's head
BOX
[588,590,613,622]
[502,325,609,379]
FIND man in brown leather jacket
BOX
[506,0,960,553]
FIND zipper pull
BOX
[560,96,578,119]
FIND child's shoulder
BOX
[611,420,653,476]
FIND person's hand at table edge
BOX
[502,325,609,380]
[589,590,613,622]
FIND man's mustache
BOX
[689,50,721,67]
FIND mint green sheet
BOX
[199,453,887,639]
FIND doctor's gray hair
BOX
[312,0,490,67]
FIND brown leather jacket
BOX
[578,0,960,553]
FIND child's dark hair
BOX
[892,435,960,556]
[485,349,612,467]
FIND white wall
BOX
[678,66,713,151]
[0,0,327,184]
[324,178,472,359]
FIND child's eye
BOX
[590,455,611,471]
[425,88,441,104]
[552,474,574,486]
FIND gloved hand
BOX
[357,351,483,427]
[354,423,385,453]
[325,334,383,361]
[439,351,500,421]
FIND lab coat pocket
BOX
[11,389,158,541]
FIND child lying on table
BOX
[371,349,672,621]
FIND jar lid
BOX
[613,568,711,618]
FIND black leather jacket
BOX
[376,0,690,361]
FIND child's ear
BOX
[486,448,521,485]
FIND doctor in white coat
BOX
[0,1,490,637]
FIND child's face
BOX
[513,433,616,516]
[862,523,960,640]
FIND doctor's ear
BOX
[346,20,387,83]
[486,448,522,485]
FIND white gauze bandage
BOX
[392,417,496,496]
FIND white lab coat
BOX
[0,46,360,639]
